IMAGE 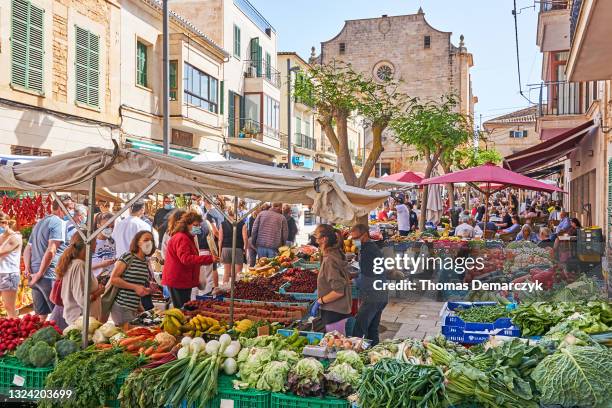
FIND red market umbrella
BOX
[420,163,564,229]
[420,163,564,193]
[382,170,423,184]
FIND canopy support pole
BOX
[50,192,86,242]
[229,196,238,327]
[87,180,160,243]
[82,177,96,349]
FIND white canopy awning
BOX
[0,146,388,223]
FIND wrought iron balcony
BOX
[231,118,282,141]
[570,0,582,44]
[244,60,281,88]
[538,81,597,116]
[294,133,316,151]
[540,0,568,12]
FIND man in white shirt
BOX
[395,198,411,236]
[112,200,151,257]
[454,215,475,238]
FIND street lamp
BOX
[287,60,300,169]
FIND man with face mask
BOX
[154,194,175,241]
[350,223,387,346]
[112,201,151,258]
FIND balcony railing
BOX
[538,81,597,116]
[294,133,316,151]
[244,60,281,88]
[540,0,568,12]
[232,118,283,143]
[570,0,583,44]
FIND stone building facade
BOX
[482,106,539,159]
[0,0,121,156]
[316,8,474,174]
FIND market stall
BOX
[0,143,389,346]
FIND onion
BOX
[181,336,193,348]
[218,334,232,352]
[222,357,237,375]
[205,340,220,355]
[177,347,190,359]
[190,337,206,354]
[222,343,240,358]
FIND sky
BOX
[249,0,543,127]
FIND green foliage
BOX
[391,95,471,165]
[532,346,612,407]
[452,145,503,169]
[15,337,34,366]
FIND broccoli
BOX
[30,326,61,346]
[55,339,80,359]
[15,338,34,365]
[28,341,56,367]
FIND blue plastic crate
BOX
[279,282,318,301]
[441,325,521,344]
[277,329,324,344]
[442,301,514,331]
[292,259,321,270]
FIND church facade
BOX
[315,8,475,175]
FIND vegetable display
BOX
[324,350,363,398]
[455,304,509,323]
[0,314,59,355]
[14,326,67,367]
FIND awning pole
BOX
[229,196,238,327]
[82,177,96,349]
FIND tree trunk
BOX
[333,112,358,186]
[440,162,455,212]
[357,124,385,188]
[420,159,436,230]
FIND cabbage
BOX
[74,316,102,334]
[256,361,290,392]
[276,350,299,365]
[287,358,325,397]
[332,350,364,371]
[324,362,360,397]
[97,322,119,338]
[532,345,612,408]
[238,346,274,386]
[91,330,107,344]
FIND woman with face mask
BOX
[109,230,156,325]
[91,212,116,280]
[162,211,216,308]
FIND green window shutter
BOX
[75,26,99,107]
[608,159,612,229]
[233,25,241,58]
[250,38,261,76]
[169,60,177,100]
[265,52,271,79]
[220,80,224,114]
[11,0,44,93]
[228,90,235,137]
[136,41,147,87]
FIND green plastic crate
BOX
[0,356,53,397]
[271,393,349,408]
[104,371,129,408]
[177,375,270,408]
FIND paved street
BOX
[380,295,445,341]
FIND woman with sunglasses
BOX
[0,212,22,317]
[310,224,352,326]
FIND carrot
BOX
[150,352,171,360]
[127,343,142,352]
[144,346,156,356]
[119,335,146,347]
[138,347,145,354]
[95,343,113,349]
[126,328,151,336]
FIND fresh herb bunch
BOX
[40,346,142,408]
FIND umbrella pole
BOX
[229,196,238,328]
[82,177,96,349]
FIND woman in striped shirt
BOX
[109,230,155,325]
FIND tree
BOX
[293,62,413,194]
[392,95,471,229]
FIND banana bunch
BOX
[233,319,254,334]
[160,308,186,336]
[183,315,226,337]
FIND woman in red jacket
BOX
[162,211,216,308]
